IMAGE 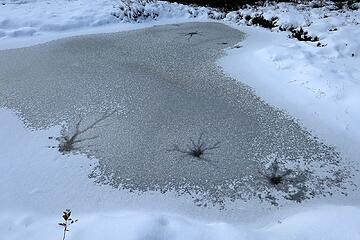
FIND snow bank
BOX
[0,107,359,240]
[111,0,213,22]
[220,3,360,166]
[0,0,117,36]
[260,205,360,240]
[0,0,214,48]
[2,205,360,240]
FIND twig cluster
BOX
[259,160,292,186]
[184,31,203,41]
[168,133,220,166]
[50,110,116,154]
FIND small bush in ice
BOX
[183,31,204,41]
[49,110,116,154]
[58,209,78,240]
[259,160,292,186]
[168,133,220,166]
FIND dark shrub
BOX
[166,0,264,11]
[167,0,303,11]
[332,0,360,10]
[244,14,252,21]
[290,27,319,42]
[251,15,278,28]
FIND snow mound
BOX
[0,0,214,41]
[2,206,359,240]
[262,205,360,240]
[111,0,212,22]
[0,0,118,38]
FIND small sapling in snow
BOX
[58,209,78,240]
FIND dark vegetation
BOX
[58,209,78,240]
[167,133,220,166]
[251,15,278,28]
[167,0,360,11]
[49,110,116,154]
[259,160,292,186]
[289,27,319,42]
[168,0,301,11]
[333,0,360,10]
[184,31,203,41]
[112,0,159,22]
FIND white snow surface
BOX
[0,0,211,48]
[1,1,360,239]
[220,3,360,165]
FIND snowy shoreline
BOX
[219,23,360,168]
[218,3,360,167]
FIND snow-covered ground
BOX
[220,2,360,167]
[1,0,360,239]
[0,0,212,48]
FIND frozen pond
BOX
[0,22,347,206]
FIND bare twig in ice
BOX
[49,110,116,154]
[168,133,220,166]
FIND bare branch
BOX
[77,110,116,135]
[184,31,204,42]
[54,110,116,154]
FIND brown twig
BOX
[56,110,116,154]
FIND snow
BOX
[1,107,359,240]
[0,0,117,34]
[3,206,360,240]
[1,0,360,239]
[219,3,360,167]
[0,0,210,49]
